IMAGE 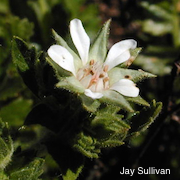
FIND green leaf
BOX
[63,167,83,180]
[142,20,172,36]
[135,53,173,76]
[89,19,111,63]
[28,0,59,44]
[101,90,134,112]
[47,140,84,180]
[61,0,100,35]
[12,37,31,73]
[92,105,127,130]
[136,45,176,67]
[73,133,100,158]
[0,171,9,180]
[34,53,58,97]
[0,75,25,101]
[91,106,130,140]
[99,140,124,148]
[12,36,37,71]
[9,17,34,41]
[12,37,57,98]
[0,119,14,170]
[92,114,129,134]
[10,158,44,180]
[88,105,130,149]
[141,1,172,21]
[0,98,33,127]
[24,103,60,132]
[127,100,162,139]
[0,0,10,14]
[11,37,39,96]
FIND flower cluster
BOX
[48,19,139,99]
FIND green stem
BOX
[172,0,180,48]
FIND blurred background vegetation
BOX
[0,0,180,179]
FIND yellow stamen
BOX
[103,65,108,72]
[90,59,95,65]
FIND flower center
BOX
[76,60,110,92]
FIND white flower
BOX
[48,19,139,99]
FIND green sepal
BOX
[9,158,44,180]
[56,76,84,94]
[121,48,142,68]
[127,99,162,139]
[101,90,134,112]
[46,56,73,77]
[0,119,14,170]
[108,67,156,85]
[130,48,142,60]
[125,96,150,107]
[89,19,111,63]
[79,94,101,112]
[52,29,82,71]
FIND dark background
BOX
[0,0,180,179]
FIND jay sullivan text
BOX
[120,167,170,176]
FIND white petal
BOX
[105,51,131,70]
[48,45,76,76]
[104,39,137,70]
[84,89,103,99]
[110,79,139,97]
[70,19,90,65]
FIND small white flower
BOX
[48,19,139,99]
